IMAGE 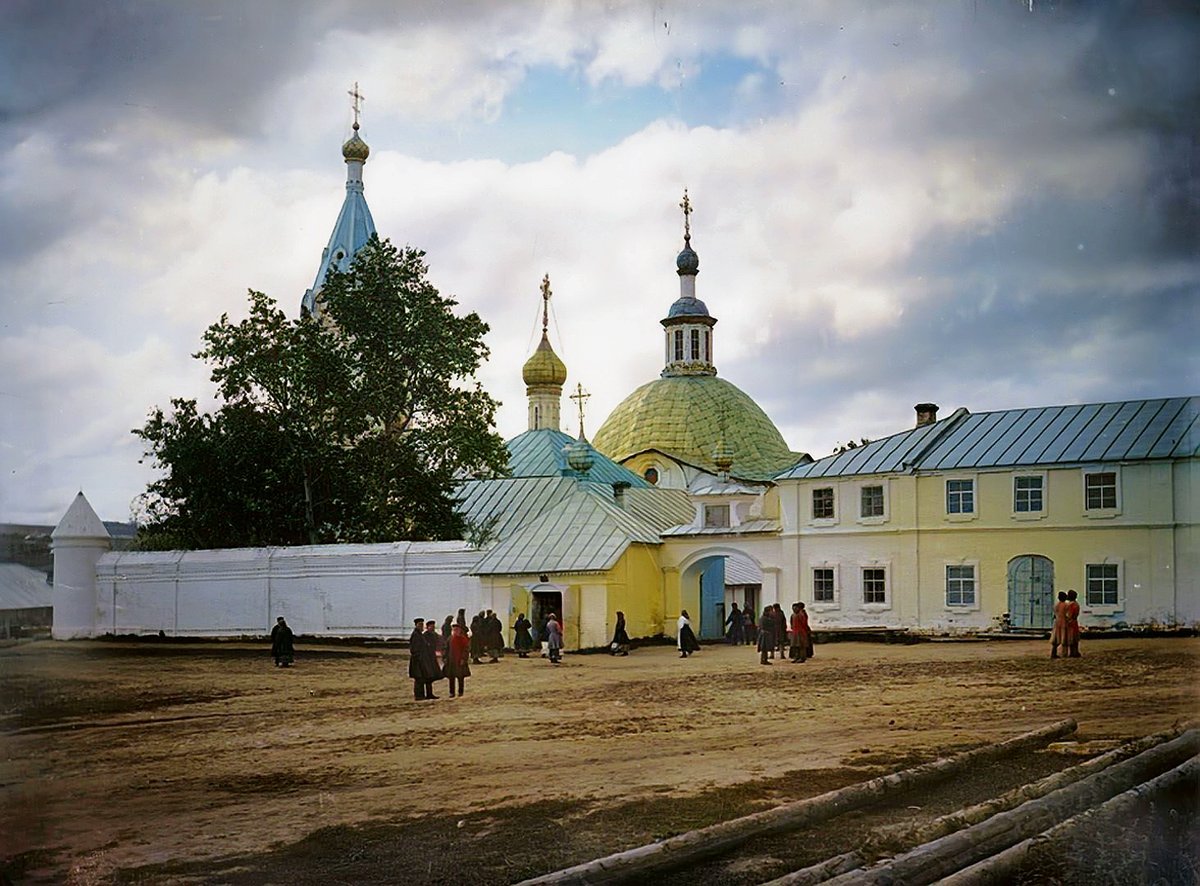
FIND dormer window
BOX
[703,504,730,529]
[643,467,659,485]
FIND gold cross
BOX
[540,273,552,334]
[348,82,365,128]
[680,188,693,243]
[569,383,591,439]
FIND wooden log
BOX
[867,724,1189,854]
[514,719,1077,886]
[819,729,1199,886]
[940,754,1200,886]
[772,725,1191,885]
[761,851,865,886]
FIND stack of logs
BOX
[517,720,1198,886]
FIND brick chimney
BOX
[915,403,939,427]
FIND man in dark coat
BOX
[758,606,776,665]
[418,619,443,699]
[470,611,485,663]
[270,616,295,667]
[485,609,502,662]
[409,618,429,700]
[724,603,743,645]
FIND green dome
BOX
[592,375,804,480]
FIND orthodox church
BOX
[50,111,1198,644]
[313,117,1195,643]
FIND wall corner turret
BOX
[51,491,111,639]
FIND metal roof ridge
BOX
[900,406,971,471]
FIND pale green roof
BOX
[593,375,808,481]
[468,483,691,576]
[505,428,650,486]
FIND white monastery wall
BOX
[91,542,486,639]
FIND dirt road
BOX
[2,635,1197,883]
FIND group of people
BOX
[754,602,813,664]
[1051,589,1082,659]
[408,609,568,699]
[722,603,760,646]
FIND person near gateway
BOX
[725,602,743,645]
[544,612,564,664]
[513,612,534,658]
[1064,590,1082,658]
[270,616,295,668]
[1050,591,1068,659]
[677,610,700,658]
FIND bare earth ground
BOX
[1,636,1197,884]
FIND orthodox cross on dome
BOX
[540,273,552,334]
[569,382,591,439]
[680,188,693,244]
[348,81,365,129]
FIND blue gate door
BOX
[698,558,727,640]
[1007,555,1055,629]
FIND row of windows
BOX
[810,471,1120,522]
[809,563,1121,608]
[671,328,711,362]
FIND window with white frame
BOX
[690,329,701,360]
[947,478,975,514]
[673,330,685,362]
[1014,475,1044,513]
[1085,471,1118,510]
[862,567,887,604]
[813,487,835,520]
[945,565,977,606]
[813,567,835,603]
[703,504,730,529]
[1086,563,1119,606]
[861,485,884,518]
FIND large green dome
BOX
[592,375,805,480]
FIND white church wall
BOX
[90,542,486,639]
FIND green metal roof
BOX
[777,396,1199,480]
[592,375,807,480]
[468,483,686,576]
[505,428,651,486]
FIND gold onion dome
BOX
[342,123,370,162]
[522,333,568,386]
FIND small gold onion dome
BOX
[342,124,370,162]
[522,333,568,386]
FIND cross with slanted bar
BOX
[349,82,365,127]
[570,383,590,439]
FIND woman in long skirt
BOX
[513,612,534,658]
[677,610,700,658]
[610,610,631,656]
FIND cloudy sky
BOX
[1,0,1197,525]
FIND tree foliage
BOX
[134,237,509,549]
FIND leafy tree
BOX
[134,236,509,548]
